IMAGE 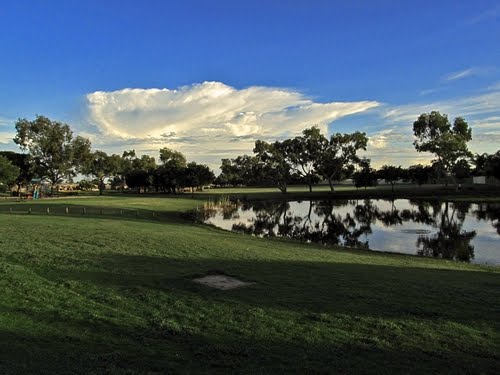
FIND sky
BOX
[1,0,499,171]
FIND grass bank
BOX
[0,195,499,373]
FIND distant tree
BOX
[78,179,95,191]
[485,150,500,180]
[159,147,187,168]
[452,159,472,180]
[254,140,293,193]
[125,154,156,193]
[181,162,215,195]
[285,126,327,192]
[217,155,266,187]
[155,147,187,193]
[82,151,121,195]
[408,164,433,186]
[471,153,489,176]
[377,165,403,193]
[14,115,92,194]
[0,151,36,194]
[352,158,377,189]
[0,156,20,192]
[412,111,472,186]
[316,131,368,191]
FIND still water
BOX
[201,199,500,265]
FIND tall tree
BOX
[377,165,403,193]
[0,156,20,192]
[412,111,472,186]
[316,131,368,191]
[408,164,433,186]
[83,151,121,195]
[14,115,92,194]
[485,150,500,180]
[254,140,293,193]
[181,162,215,196]
[155,147,187,193]
[285,126,327,192]
[125,154,156,193]
[217,155,265,187]
[0,151,36,194]
[352,158,377,189]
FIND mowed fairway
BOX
[0,196,499,374]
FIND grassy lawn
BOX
[0,195,499,373]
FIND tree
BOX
[0,151,36,194]
[352,158,377,189]
[285,126,327,192]
[155,147,187,193]
[412,111,472,186]
[14,115,92,194]
[181,162,215,195]
[316,131,368,191]
[377,165,403,193]
[0,156,20,192]
[485,150,500,180]
[217,155,266,187]
[83,151,120,195]
[408,164,433,186]
[125,154,156,193]
[452,159,472,180]
[253,140,293,193]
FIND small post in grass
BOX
[46,207,50,214]
[65,207,69,214]
[28,208,31,214]
[9,207,12,214]
[152,211,156,218]
[82,207,86,215]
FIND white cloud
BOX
[442,68,474,82]
[0,132,14,145]
[86,81,380,167]
[363,88,500,167]
[419,88,440,96]
[382,90,500,123]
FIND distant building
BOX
[473,176,486,184]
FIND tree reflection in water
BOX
[415,201,476,262]
[200,199,500,263]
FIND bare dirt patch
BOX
[193,275,255,290]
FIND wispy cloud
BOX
[85,81,380,168]
[383,89,500,123]
[442,68,474,82]
[364,87,500,167]
[419,88,440,96]
[0,131,14,144]
[466,5,500,25]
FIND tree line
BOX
[0,116,215,195]
[216,111,500,192]
[1,112,500,195]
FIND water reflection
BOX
[200,199,500,264]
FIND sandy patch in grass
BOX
[193,275,255,290]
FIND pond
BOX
[199,199,500,265]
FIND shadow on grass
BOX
[2,253,500,373]
[1,314,497,374]
[39,254,500,323]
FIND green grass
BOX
[0,195,499,374]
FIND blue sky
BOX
[1,0,499,169]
